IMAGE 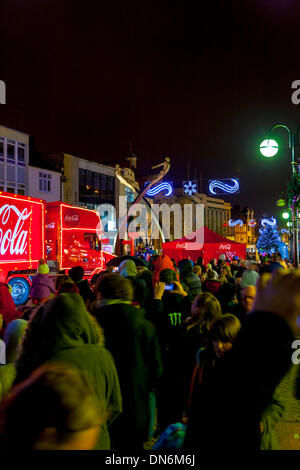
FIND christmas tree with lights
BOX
[257,225,281,254]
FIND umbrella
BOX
[106,255,149,268]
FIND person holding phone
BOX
[150,269,192,432]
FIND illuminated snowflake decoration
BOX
[183,180,197,196]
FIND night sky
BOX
[1,0,300,218]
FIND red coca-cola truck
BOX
[0,192,114,305]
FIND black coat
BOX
[93,303,163,447]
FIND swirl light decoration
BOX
[228,219,243,227]
[281,229,290,234]
[209,178,239,195]
[261,217,277,227]
[145,182,173,197]
[248,219,256,226]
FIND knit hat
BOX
[159,268,178,284]
[37,259,49,275]
[219,254,226,261]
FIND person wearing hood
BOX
[118,259,147,308]
[152,254,178,286]
[177,259,202,300]
[14,293,122,450]
[0,283,22,336]
[92,273,163,450]
[202,269,221,296]
[30,259,56,304]
[0,319,28,401]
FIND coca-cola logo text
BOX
[0,204,31,256]
[219,243,231,250]
[64,211,80,227]
[176,243,187,249]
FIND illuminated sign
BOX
[228,219,243,227]
[145,182,173,197]
[183,180,197,196]
[261,217,277,227]
[209,178,240,195]
[228,218,256,227]
[64,210,80,227]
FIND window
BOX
[7,139,15,163]
[125,186,134,202]
[79,168,115,209]
[17,184,25,195]
[17,144,25,166]
[7,165,16,182]
[0,136,27,194]
[0,138,4,162]
[84,233,101,251]
[39,172,51,192]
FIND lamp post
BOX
[260,124,300,268]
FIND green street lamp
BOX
[259,124,300,267]
[282,211,290,219]
[259,139,279,158]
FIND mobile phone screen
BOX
[164,284,174,291]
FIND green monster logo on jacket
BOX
[168,312,182,326]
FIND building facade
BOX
[149,187,232,248]
[27,165,61,202]
[0,125,29,196]
[0,125,61,203]
[50,152,140,254]
[228,209,257,253]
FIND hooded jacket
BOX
[0,319,28,401]
[30,274,56,300]
[15,293,122,450]
[203,279,221,296]
[92,301,163,448]
[119,260,147,308]
[152,255,178,286]
[178,259,202,300]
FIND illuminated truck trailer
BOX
[0,192,114,305]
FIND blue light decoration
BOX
[183,180,197,196]
[228,219,243,227]
[281,229,290,234]
[278,241,289,260]
[261,217,277,227]
[209,178,239,195]
[145,181,173,197]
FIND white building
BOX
[0,125,29,195]
[0,125,61,202]
[27,165,61,202]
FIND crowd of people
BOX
[0,252,299,451]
